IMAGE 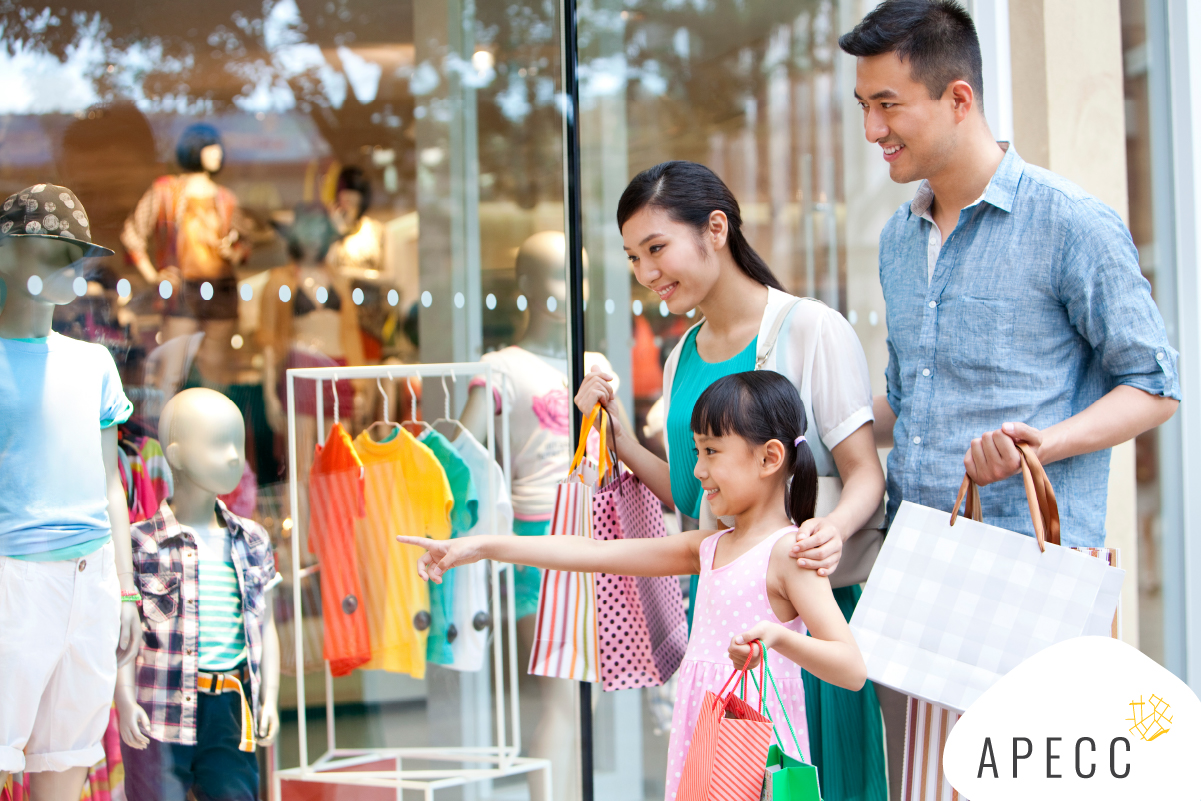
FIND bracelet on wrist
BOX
[121,590,142,603]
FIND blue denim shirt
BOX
[881,147,1180,547]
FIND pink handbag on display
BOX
[593,424,688,692]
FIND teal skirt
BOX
[801,585,888,801]
[686,578,887,801]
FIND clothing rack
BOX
[274,362,551,800]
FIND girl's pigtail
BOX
[788,436,818,526]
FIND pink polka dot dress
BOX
[664,526,810,800]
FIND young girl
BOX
[399,370,867,800]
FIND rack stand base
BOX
[275,748,552,801]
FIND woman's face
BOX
[621,206,721,315]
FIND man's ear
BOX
[947,79,976,123]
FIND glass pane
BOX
[0,0,575,797]
[576,1,877,797]
[1119,0,1164,666]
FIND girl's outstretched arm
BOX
[727,536,867,691]
[398,528,710,584]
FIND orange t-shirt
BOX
[354,428,453,678]
[308,423,371,676]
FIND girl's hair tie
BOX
[794,435,806,447]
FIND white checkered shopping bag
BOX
[851,444,1124,800]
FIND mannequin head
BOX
[0,235,86,305]
[333,166,372,229]
[176,123,225,175]
[0,184,114,335]
[274,204,340,267]
[515,231,588,331]
[160,388,246,496]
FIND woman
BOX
[575,161,887,800]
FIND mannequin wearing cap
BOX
[116,388,280,801]
[122,124,250,386]
[0,185,140,800]
[457,231,630,801]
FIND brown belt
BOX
[197,667,255,752]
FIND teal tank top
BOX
[666,325,758,518]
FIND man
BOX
[843,0,1178,540]
[840,1,1179,797]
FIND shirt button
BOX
[928,300,937,308]
[1156,351,1165,361]
[922,368,931,377]
[78,560,86,572]
[913,436,922,445]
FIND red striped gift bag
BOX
[527,404,610,682]
[678,644,776,801]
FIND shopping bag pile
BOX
[678,641,823,801]
[529,403,688,690]
[850,443,1124,800]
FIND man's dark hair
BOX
[839,0,984,106]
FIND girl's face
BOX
[692,431,786,518]
[621,206,723,315]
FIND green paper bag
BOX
[742,644,824,801]
[761,743,822,801]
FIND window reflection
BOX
[2,0,576,796]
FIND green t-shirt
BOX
[418,429,478,665]
[193,525,247,671]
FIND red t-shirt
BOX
[309,423,371,676]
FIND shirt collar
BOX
[152,498,247,544]
[909,142,1023,220]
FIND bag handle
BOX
[568,403,613,482]
[716,641,766,714]
[755,297,804,370]
[746,640,807,763]
[949,441,1060,550]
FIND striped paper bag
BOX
[678,648,775,801]
[900,547,1119,801]
[527,405,610,682]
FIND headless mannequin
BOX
[0,236,140,800]
[114,389,280,754]
[459,231,628,801]
[127,143,240,386]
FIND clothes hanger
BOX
[401,374,435,437]
[433,373,473,442]
[365,374,402,442]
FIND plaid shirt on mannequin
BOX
[130,500,279,745]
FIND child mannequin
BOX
[116,388,281,801]
[0,184,140,801]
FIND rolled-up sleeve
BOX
[1058,199,1180,400]
[810,308,875,449]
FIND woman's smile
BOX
[655,281,679,301]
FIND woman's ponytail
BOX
[788,437,819,527]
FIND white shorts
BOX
[0,540,120,774]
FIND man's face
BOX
[854,52,959,184]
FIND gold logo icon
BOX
[1127,694,1172,742]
